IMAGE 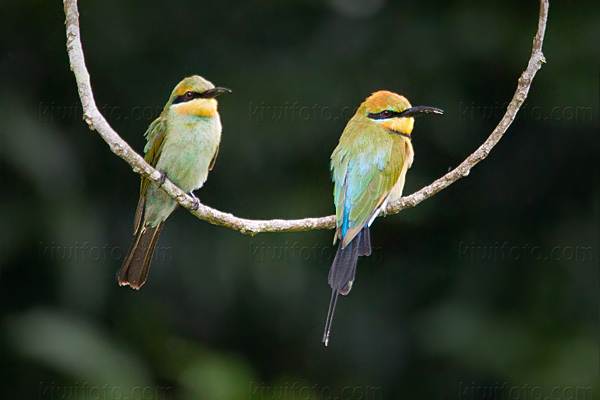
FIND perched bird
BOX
[119,75,231,289]
[323,90,443,345]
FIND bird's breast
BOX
[156,113,222,192]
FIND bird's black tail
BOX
[118,222,164,290]
[322,226,371,346]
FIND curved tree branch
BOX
[63,0,548,236]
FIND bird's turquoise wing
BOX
[331,120,405,247]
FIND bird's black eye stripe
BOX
[172,91,204,105]
[367,106,444,120]
[367,110,400,120]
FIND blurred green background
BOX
[1,0,598,399]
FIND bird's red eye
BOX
[382,110,392,118]
[185,91,194,99]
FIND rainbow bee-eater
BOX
[119,75,231,289]
[323,90,443,345]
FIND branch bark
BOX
[63,0,548,236]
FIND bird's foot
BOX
[157,171,167,187]
[189,192,201,211]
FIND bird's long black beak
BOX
[398,106,444,118]
[201,87,232,98]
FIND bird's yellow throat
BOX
[172,98,218,118]
[380,117,414,137]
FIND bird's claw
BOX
[189,192,200,211]
[157,172,167,187]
